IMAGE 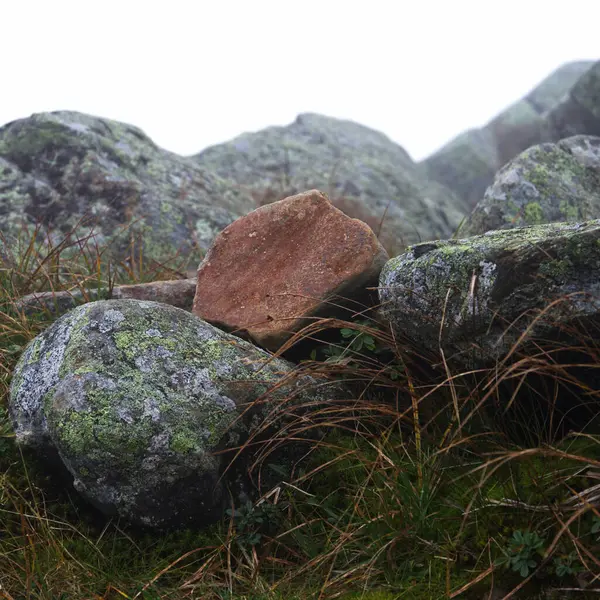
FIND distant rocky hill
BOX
[193,113,468,252]
[420,60,599,207]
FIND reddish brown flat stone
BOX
[193,190,389,351]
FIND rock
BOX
[9,299,338,528]
[379,220,600,368]
[422,60,596,208]
[545,61,600,140]
[16,278,197,317]
[194,113,468,252]
[0,111,255,261]
[193,190,389,352]
[462,136,600,236]
[419,128,500,209]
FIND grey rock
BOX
[422,60,596,208]
[545,61,600,140]
[0,111,256,261]
[194,113,468,253]
[9,299,339,528]
[462,135,600,236]
[379,220,600,367]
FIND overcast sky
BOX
[2,1,598,161]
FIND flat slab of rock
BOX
[16,278,197,316]
[379,220,600,368]
[193,190,389,351]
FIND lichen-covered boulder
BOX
[9,299,336,528]
[379,220,600,367]
[421,60,595,208]
[194,112,468,252]
[0,111,255,261]
[462,136,600,236]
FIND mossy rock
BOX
[8,299,339,529]
[0,111,254,262]
[379,219,600,368]
[462,135,600,236]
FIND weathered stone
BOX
[379,220,600,367]
[462,136,600,236]
[422,60,596,208]
[0,111,255,262]
[194,113,468,252]
[9,299,340,529]
[419,128,500,209]
[193,190,389,352]
[545,61,600,140]
[16,278,197,317]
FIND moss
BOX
[559,199,580,220]
[170,429,200,453]
[524,201,544,224]
[538,258,572,280]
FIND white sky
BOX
[2,1,598,161]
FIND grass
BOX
[1,217,600,599]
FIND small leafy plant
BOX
[498,530,545,577]
[309,319,382,364]
[554,550,582,577]
[226,499,283,549]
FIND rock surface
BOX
[379,220,600,367]
[16,278,197,317]
[194,113,468,252]
[545,61,600,140]
[0,111,255,261]
[9,299,337,528]
[193,190,389,352]
[421,61,596,208]
[462,135,600,236]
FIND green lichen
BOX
[538,258,572,280]
[559,200,580,220]
[524,202,544,224]
[170,429,201,454]
[380,220,600,367]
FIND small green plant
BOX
[309,319,382,364]
[498,530,545,577]
[226,499,283,548]
[554,550,582,577]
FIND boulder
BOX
[545,61,600,140]
[194,113,468,252]
[421,60,596,208]
[0,111,255,261]
[193,190,388,352]
[419,128,500,209]
[461,136,600,236]
[379,220,600,368]
[9,299,339,528]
